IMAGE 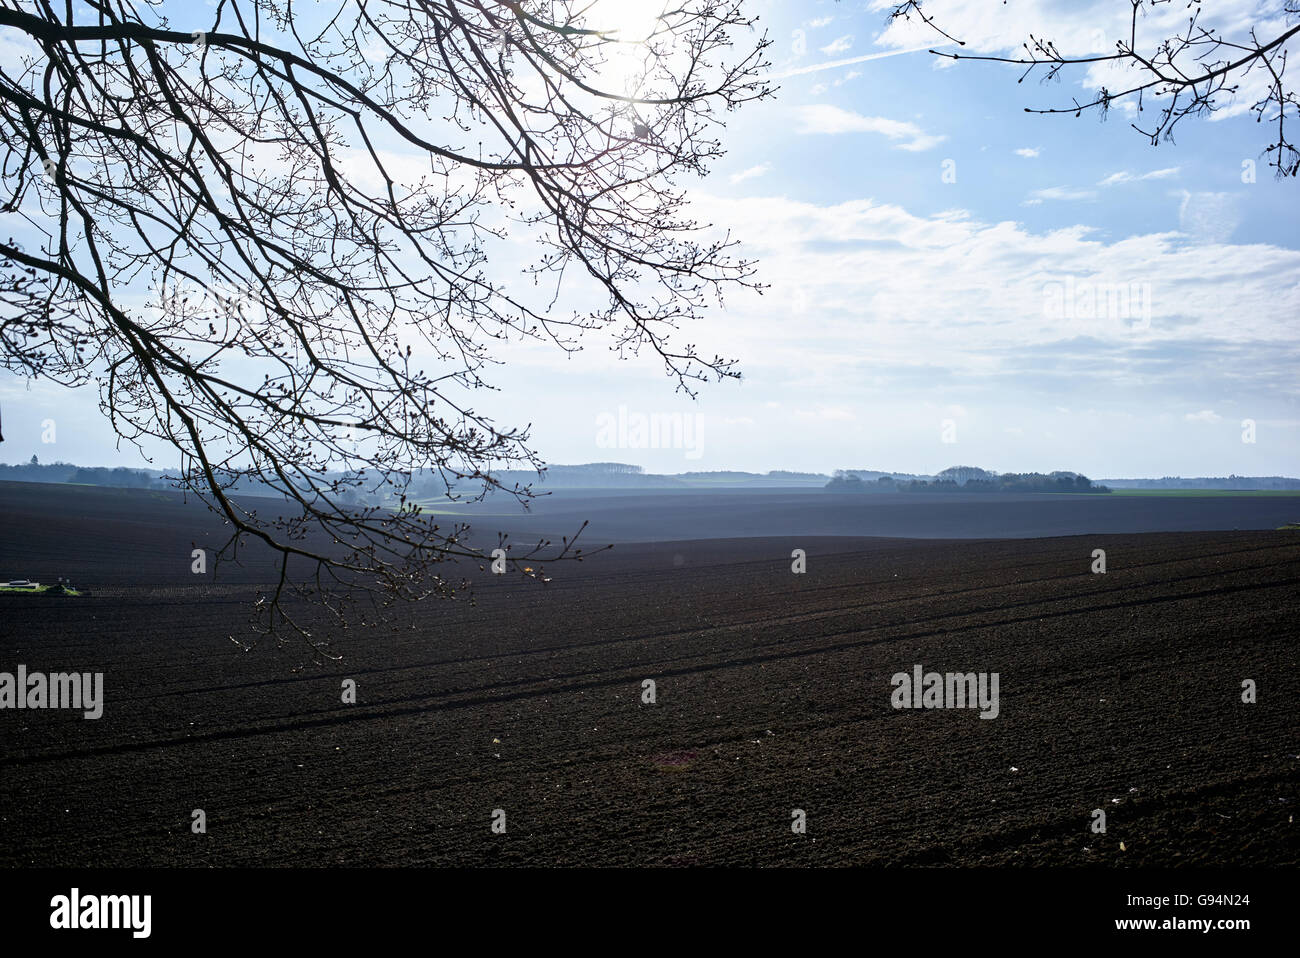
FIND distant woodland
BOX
[3,458,1297,496]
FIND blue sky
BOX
[3,0,1298,479]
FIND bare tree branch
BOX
[889,0,1300,177]
[0,0,772,655]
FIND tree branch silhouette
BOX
[0,0,771,654]
[889,0,1300,177]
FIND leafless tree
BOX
[890,0,1300,177]
[0,0,771,652]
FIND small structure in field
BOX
[1,577,83,595]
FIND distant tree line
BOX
[0,457,164,489]
[1103,476,1300,490]
[830,468,930,482]
[764,470,830,481]
[411,463,835,496]
[469,463,682,493]
[8,457,1294,496]
[1,458,837,498]
[826,467,1110,494]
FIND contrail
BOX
[768,44,944,80]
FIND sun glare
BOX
[588,0,671,95]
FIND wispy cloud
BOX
[807,16,833,29]
[1028,186,1098,202]
[820,35,854,56]
[682,190,1300,411]
[729,163,772,185]
[795,104,945,151]
[1178,191,1243,245]
[767,44,936,81]
[1185,410,1223,424]
[1099,167,1181,186]
[1015,147,1041,158]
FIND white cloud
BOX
[1184,410,1223,424]
[1029,186,1097,202]
[807,16,834,29]
[795,104,946,151]
[769,44,936,81]
[820,35,854,56]
[679,191,1300,403]
[1099,167,1180,186]
[1015,148,1041,158]
[1178,191,1243,244]
[729,163,772,185]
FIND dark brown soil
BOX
[0,482,1296,866]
